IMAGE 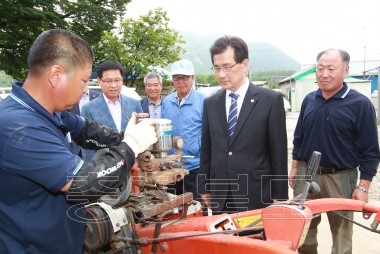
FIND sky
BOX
[124,0,380,67]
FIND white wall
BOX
[293,78,371,112]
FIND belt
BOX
[301,161,356,175]
[318,167,339,174]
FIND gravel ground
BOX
[367,127,380,202]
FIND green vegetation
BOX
[93,8,185,89]
[195,74,219,86]
[195,70,296,88]
[0,1,298,88]
[0,0,132,80]
[0,71,12,87]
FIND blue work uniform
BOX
[0,83,85,253]
[293,83,380,180]
[162,89,206,170]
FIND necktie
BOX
[227,93,238,138]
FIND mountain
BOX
[177,30,301,75]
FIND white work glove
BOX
[123,112,157,157]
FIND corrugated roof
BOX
[348,60,380,75]
[279,60,380,84]
[252,81,268,85]
[301,60,380,76]
[291,75,370,83]
[278,66,315,84]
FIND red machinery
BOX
[83,129,380,254]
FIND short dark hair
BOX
[316,48,350,66]
[97,60,124,79]
[27,29,94,76]
[209,35,249,65]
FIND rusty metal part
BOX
[152,153,185,171]
[137,152,186,174]
[141,168,189,186]
[135,192,194,219]
[84,206,113,251]
[137,151,153,171]
[150,211,170,254]
[127,208,143,254]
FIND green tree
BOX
[206,75,219,86]
[195,74,207,85]
[0,71,13,87]
[195,74,219,86]
[0,0,131,80]
[93,8,185,88]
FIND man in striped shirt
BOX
[140,72,163,119]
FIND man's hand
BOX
[122,112,157,157]
[352,179,371,203]
[288,160,300,189]
[201,193,211,209]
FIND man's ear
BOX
[242,59,249,73]
[48,65,65,88]
[344,65,349,77]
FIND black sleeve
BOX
[73,118,124,150]
[65,142,135,202]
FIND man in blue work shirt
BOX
[0,29,157,254]
[162,59,206,202]
[289,48,380,254]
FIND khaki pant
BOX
[294,162,358,254]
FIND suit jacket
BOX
[80,93,143,160]
[199,82,288,212]
[68,90,100,155]
[140,96,149,114]
[69,90,100,115]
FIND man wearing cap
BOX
[161,59,206,202]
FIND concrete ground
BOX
[286,112,380,254]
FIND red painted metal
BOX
[129,199,380,254]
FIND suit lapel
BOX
[71,104,80,115]
[89,90,97,100]
[120,95,130,130]
[230,83,258,145]
[216,90,230,142]
[96,97,117,130]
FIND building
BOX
[252,80,269,88]
[277,65,373,112]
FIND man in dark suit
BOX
[69,88,100,115]
[68,88,100,156]
[199,35,288,214]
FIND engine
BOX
[82,118,202,254]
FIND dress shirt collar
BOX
[82,91,89,99]
[226,77,249,99]
[102,93,121,104]
[175,89,192,105]
[148,96,162,106]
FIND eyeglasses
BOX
[211,63,239,73]
[172,75,190,81]
[100,78,123,85]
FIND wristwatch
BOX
[356,186,368,193]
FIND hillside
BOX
[178,30,301,75]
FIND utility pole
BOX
[363,27,367,79]
[378,67,380,122]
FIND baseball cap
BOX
[171,59,194,75]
